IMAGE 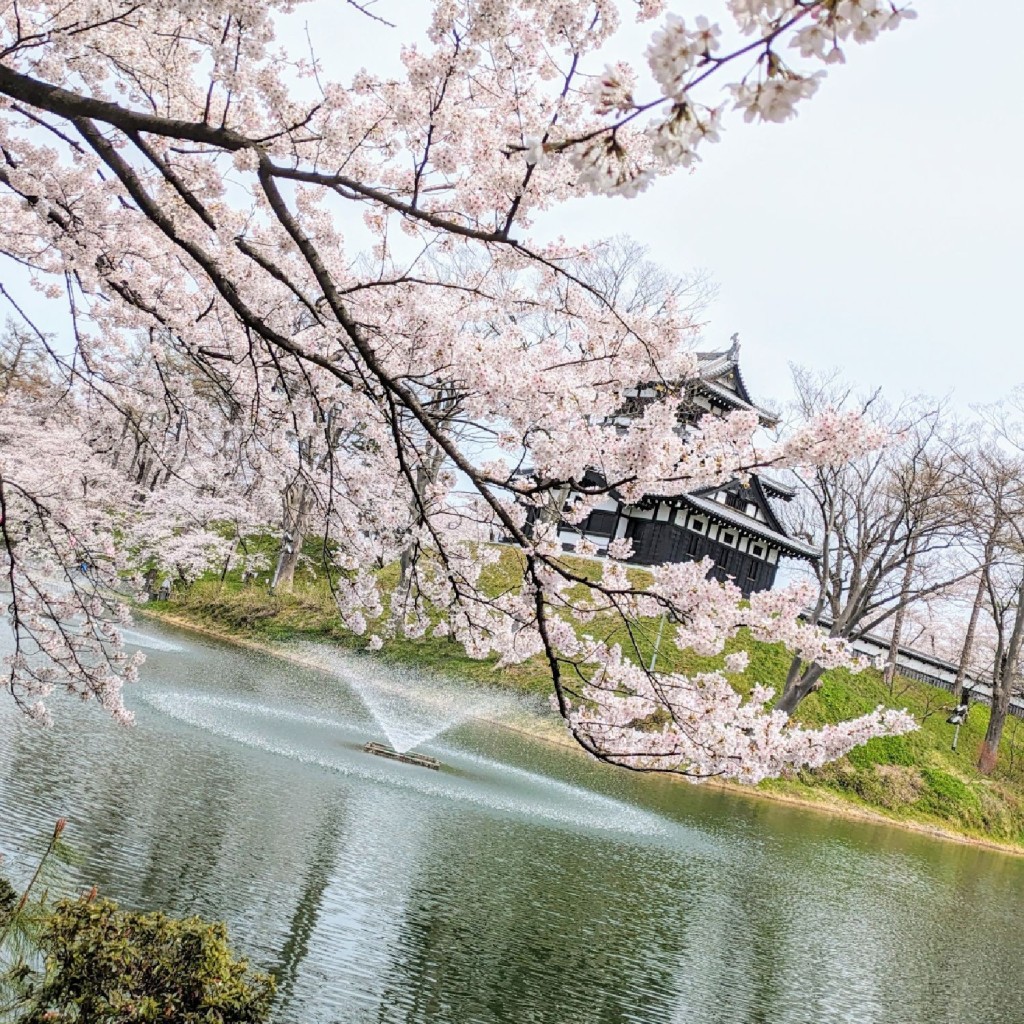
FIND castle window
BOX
[582,510,616,537]
[751,543,765,559]
[722,531,736,547]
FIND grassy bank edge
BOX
[136,603,1024,859]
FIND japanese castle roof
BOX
[692,336,779,427]
[756,474,797,500]
[677,487,819,561]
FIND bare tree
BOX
[776,369,970,717]
[972,403,1024,773]
[977,537,1024,774]
[944,444,1022,703]
[0,323,51,397]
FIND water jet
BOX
[296,643,507,753]
[363,741,441,770]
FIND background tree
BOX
[968,400,1024,773]
[943,443,1022,705]
[976,504,1024,774]
[777,368,970,716]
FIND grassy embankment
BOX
[158,542,1024,849]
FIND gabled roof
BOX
[757,474,797,501]
[748,476,791,536]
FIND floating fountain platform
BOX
[363,741,441,770]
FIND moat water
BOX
[2,620,1023,1024]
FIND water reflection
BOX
[1,620,1023,1024]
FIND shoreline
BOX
[137,605,1024,860]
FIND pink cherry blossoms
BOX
[0,0,921,777]
[564,659,916,782]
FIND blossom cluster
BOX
[565,656,916,782]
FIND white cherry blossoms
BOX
[563,0,916,195]
[567,658,917,782]
[558,565,917,781]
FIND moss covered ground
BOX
[156,542,1024,850]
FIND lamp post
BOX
[649,612,669,674]
[947,688,973,751]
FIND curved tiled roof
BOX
[757,474,797,500]
[693,337,779,427]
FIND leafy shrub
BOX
[20,896,274,1024]
[0,877,16,919]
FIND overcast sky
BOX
[545,2,1024,415]
[324,0,1023,417]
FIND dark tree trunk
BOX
[978,578,1024,775]
[396,444,448,600]
[271,483,310,593]
[979,699,1008,774]
[775,660,826,719]
[218,538,238,588]
[273,524,305,592]
[953,570,988,703]
[884,547,917,691]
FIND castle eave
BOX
[677,493,819,561]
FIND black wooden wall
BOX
[622,518,778,596]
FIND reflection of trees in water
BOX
[272,808,343,1015]
[1,701,350,982]
[125,744,242,913]
[736,893,786,1024]
[881,848,1024,1024]
[0,714,232,902]
[8,645,1024,1024]
[266,787,437,1023]
[373,819,692,1024]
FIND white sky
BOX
[542,0,1024,415]
[323,0,1024,416]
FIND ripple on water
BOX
[7,631,1024,1024]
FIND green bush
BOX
[20,896,274,1024]
[0,878,16,919]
